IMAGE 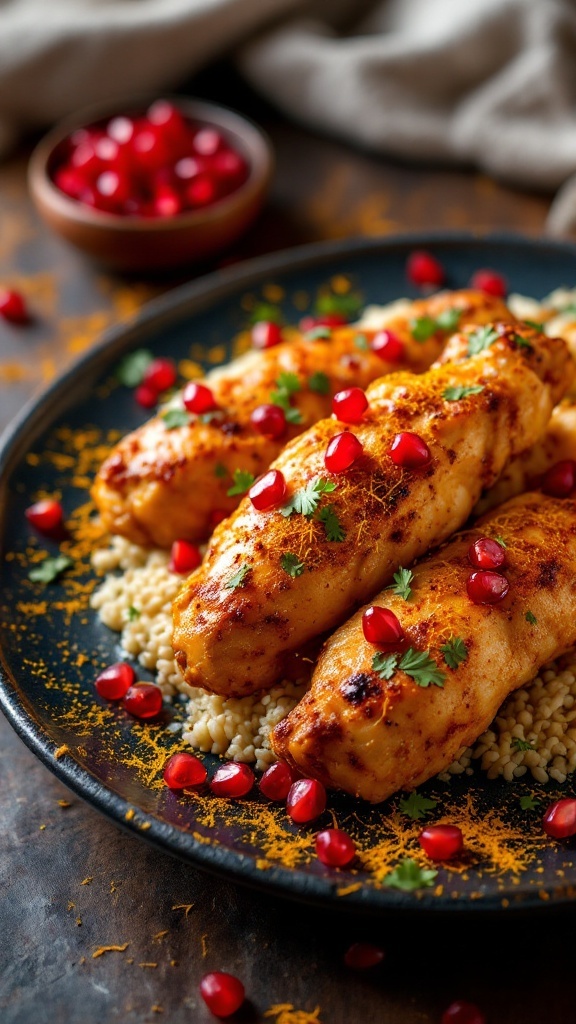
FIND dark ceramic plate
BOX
[2,233,576,915]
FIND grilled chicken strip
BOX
[172,322,573,697]
[272,491,576,802]
[93,290,511,547]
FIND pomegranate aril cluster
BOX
[52,100,249,217]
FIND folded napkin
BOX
[2,0,576,232]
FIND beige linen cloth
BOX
[1,0,576,232]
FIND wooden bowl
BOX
[28,98,274,272]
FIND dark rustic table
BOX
[1,71,575,1024]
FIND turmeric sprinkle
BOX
[57,799,71,808]
[265,1005,323,1024]
[92,943,129,958]
[153,930,169,943]
[125,809,135,821]
[200,934,208,958]
[54,745,70,760]
[172,904,194,917]
[80,877,93,886]
[138,962,158,969]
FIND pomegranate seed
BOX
[210,762,254,798]
[170,540,202,574]
[372,329,405,362]
[542,459,576,497]
[470,268,507,298]
[163,751,207,789]
[212,149,247,181]
[199,972,245,1018]
[174,156,203,181]
[542,798,576,839]
[25,499,63,533]
[194,128,222,156]
[153,185,183,218]
[300,313,347,332]
[187,175,218,207]
[419,824,463,860]
[54,166,85,198]
[0,289,28,323]
[209,508,227,527]
[406,250,445,288]
[183,382,217,414]
[259,761,295,801]
[249,469,287,510]
[315,828,356,867]
[147,100,185,136]
[250,403,287,439]
[95,662,136,700]
[95,170,131,207]
[362,606,404,646]
[251,320,283,349]
[107,116,135,145]
[142,357,177,393]
[441,1001,486,1024]
[466,570,509,605]
[135,383,158,409]
[468,536,505,570]
[332,388,369,424]
[123,682,163,719]
[389,432,431,469]
[132,127,170,170]
[344,943,385,970]
[286,778,326,824]
[325,431,363,473]
[71,141,100,174]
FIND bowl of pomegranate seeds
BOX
[28,97,273,270]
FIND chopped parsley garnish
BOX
[249,302,283,325]
[523,319,544,331]
[214,462,228,479]
[127,606,141,621]
[317,504,345,542]
[371,652,398,680]
[280,553,305,578]
[116,349,153,387]
[494,534,507,548]
[467,325,499,355]
[512,737,536,752]
[385,858,438,892]
[399,792,438,821]
[162,408,191,430]
[519,794,541,811]
[411,315,438,342]
[315,290,362,319]
[270,371,303,424]
[226,469,256,497]
[280,477,336,518]
[435,307,461,332]
[308,371,330,394]
[225,564,252,590]
[525,611,538,625]
[372,648,445,688]
[440,636,468,670]
[443,384,485,402]
[354,333,369,350]
[28,554,73,584]
[305,326,332,341]
[387,567,414,601]
[513,333,534,351]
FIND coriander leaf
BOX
[214,462,228,479]
[525,610,538,625]
[225,564,252,590]
[227,469,256,497]
[276,371,301,395]
[561,303,576,315]
[523,319,544,331]
[440,636,468,670]
[249,302,283,325]
[285,407,304,424]
[387,566,414,601]
[399,792,438,821]
[280,553,305,578]
[270,371,303,420]
[467,325,499,356]
[398,648,446,688]
[28,554,73,583]
[116,349,153,387]
[512,737,536,752]
[435,307,461,332]
[317,504,345,542]
[162,408,191,430]
[519,794,541,811]
[494,534,507,548]
[372,652,398,680]
[411,316,438,343]
[385,858,438,892]
[514,333,534,351]
[315,291,362,318]
[127,606,141,621]
[305,326,332,341]
[308,371,330,395]
[198,411,221,424]
[280,477,336,518]
[354,333,369,350]
[443,384,485,402]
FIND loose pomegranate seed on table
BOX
[163,751,207,789]
[468,536,506,570]
[134,383,158,409]
[25,499,63,533]
[250,403,287,439]
[183,381,217,414]
[344,943,386,970]
[406,250,445,288]
[286,779,327,824]
[259,761,295,801]
[332,387,369,424]
[542,798,576,839]
[362,606,404,646]
[0,288,28,323]
[419,824,464,860]
[324,431,363,473]
[389,431,431,469]
[95,662,136,700]
[372,329,405,362]
[199,971,245,1018]
[315,828,356,867]
[541,459,576,497]
[470,268,507,297]
[123,682,163,719]
[251,320,283,349]
[142,357,177,393]
[466,570,509,605]
[249,469,287,510]
[169,539,202,574]
[441,1001,486,1024]
[210,762,254,798]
